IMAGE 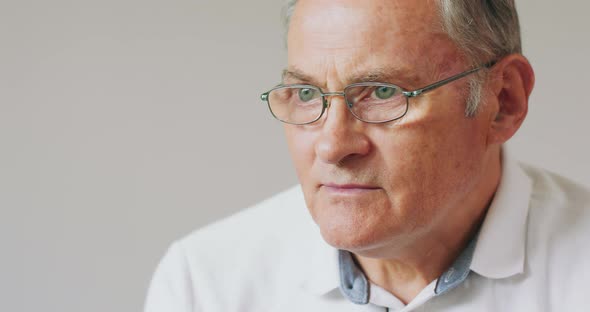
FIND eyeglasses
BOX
[260,61,496,125]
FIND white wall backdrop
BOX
[1,0,588,311]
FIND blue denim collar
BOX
[338,233,479,304]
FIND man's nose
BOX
[315,95,371,165]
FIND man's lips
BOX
[320,183,381,194]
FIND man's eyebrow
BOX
[282,68,321,86]
[348,67,420,87]
[282,66,420,88]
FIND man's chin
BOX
[317,222,387,252]
[306,194,404,252]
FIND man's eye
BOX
[298,88,317,102]
[373,86,397,100]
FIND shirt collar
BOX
[301,148,532,296]
[470,148,532,278]
[338,230,481,304]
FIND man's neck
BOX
[352,215,486,304]
[352,151,502,304]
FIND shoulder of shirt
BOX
[177,184,314,249]
[519,161,590,213]
[164,185,320,304]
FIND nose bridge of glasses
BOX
[321,91,348,108]
[322,91,346,96]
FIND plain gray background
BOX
[1,0,589,311]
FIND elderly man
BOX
[145,0,590,311]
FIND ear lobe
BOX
[487,54,535,145]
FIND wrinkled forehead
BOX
[288,0,441,41]
[286,0,461,87]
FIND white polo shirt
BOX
[144,153,590,311]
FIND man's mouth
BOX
[320,183,381,194]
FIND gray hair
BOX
[281,0,522,116]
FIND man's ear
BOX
[486,54,535,145]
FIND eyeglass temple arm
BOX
[403,60,496,98]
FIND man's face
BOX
[285,0,495,255]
